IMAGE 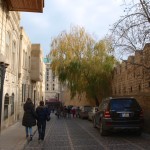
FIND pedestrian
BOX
[36,101,50,141]
[56,106,61,118]
[22,98,37,141]
[76,107,80,118]
[72,107,76,118]
[67,106,71,118]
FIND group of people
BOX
[55,106,80,118]
[22,98,50,141]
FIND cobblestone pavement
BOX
[24,114,150,150]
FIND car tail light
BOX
[140,110,143,118]
[104,110,111,118]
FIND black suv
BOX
[93,97,144,136]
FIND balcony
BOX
[31,44,43,82]
[5,0,44,13]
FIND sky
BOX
[20,0,126,57]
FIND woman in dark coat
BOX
[22,98,36,141]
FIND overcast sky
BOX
[20,0,126,57]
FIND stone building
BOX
[112,43,150,132]
[0,0,45,131]
[18,29,45,119]
[0,2,21,130]
[44,57,61,102]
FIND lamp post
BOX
[0,62,9,133]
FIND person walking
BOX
[22,98,36,141]
[36,101,50,141]
[72,107,76,118]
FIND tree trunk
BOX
[94,96,99,106]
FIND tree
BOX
[111,0,150,60]
[50,26,115,105]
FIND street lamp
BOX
[0,62,9,133]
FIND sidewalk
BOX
[0,121,37,150]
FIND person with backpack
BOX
[36,101,50,141]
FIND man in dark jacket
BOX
[22,98,36,141]
[36,101,50,141]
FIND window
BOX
[22,84,26,102]
[47,71,49,76]
[52,73,55,81]
[4,93,9,120]
[5,31,10,58]
[139,84,141,91]
[130,86,132,92]
[46,84,49,91]
[29,56,30,70]
[25,52,27,68]
[12,41,16,70]
[11,93,14,115]
[53,84,55,90]
[23,50,25,67]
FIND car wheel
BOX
[93,118,96,128]
[135,129,142,136]
[99,120,108,136]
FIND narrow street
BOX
[24,113,150,150]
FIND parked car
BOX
[88,107,98,121]
[79,106,92,119]
[93,97,144,136]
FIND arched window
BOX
[4,93,9,120]
[11,93,14,115]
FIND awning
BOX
[5,0,44,13]
[47,99,59,103]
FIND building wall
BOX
[112,43,150,132]
[17,27,32,119]
[0,1,21,129]
[44,58,61,102]
[0,1,45,131]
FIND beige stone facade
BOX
[0,1,45,131]
[0,1,21,130]
[112,43,150,132]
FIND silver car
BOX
[79,106,92,119]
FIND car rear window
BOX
[110,99,141,111]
